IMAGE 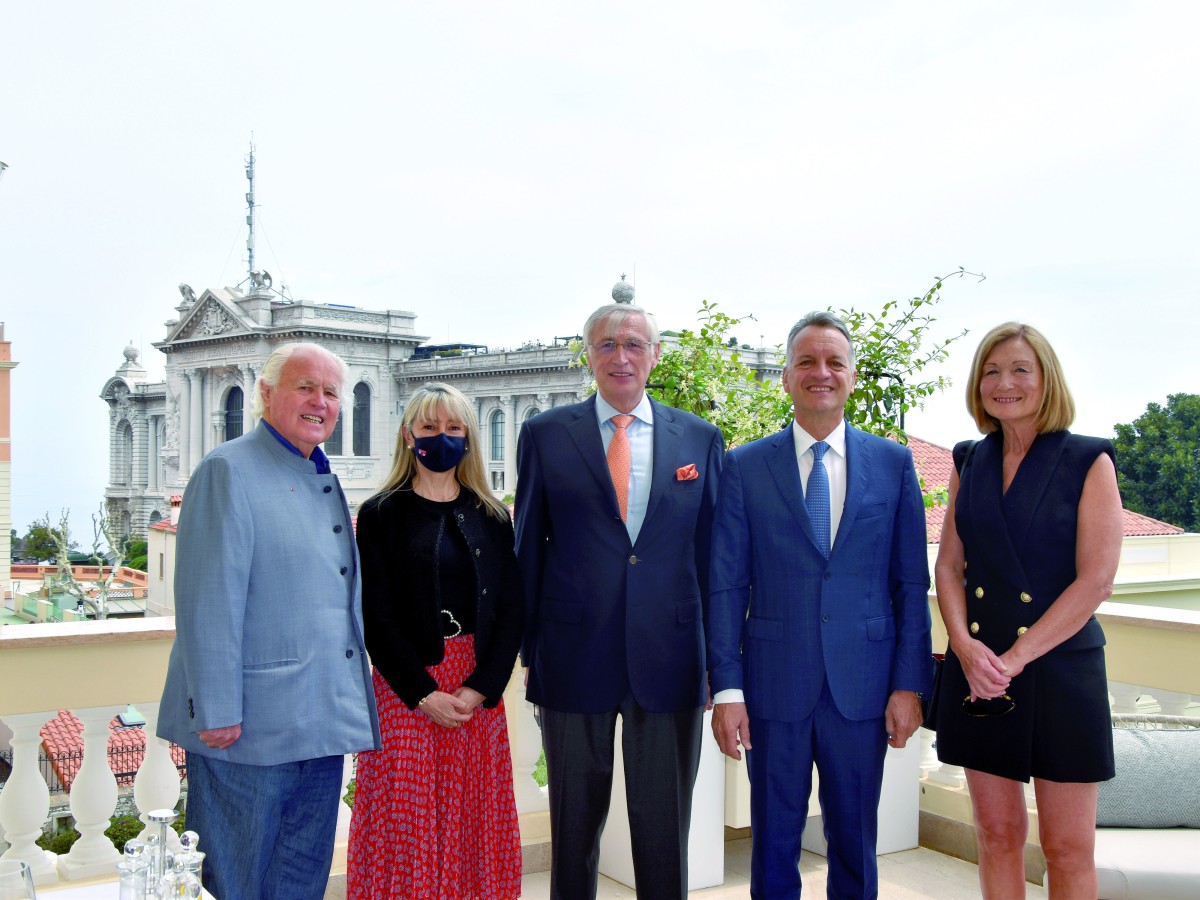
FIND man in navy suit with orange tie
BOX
[515,300,723,899]
[707,311,931,899]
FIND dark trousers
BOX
[746,680,888,900]
[185,752,344,900]
[541,696,703,900]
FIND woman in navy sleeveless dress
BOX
[932,323,1123,897]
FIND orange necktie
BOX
[607,414,635,521]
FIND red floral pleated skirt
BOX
[347,635,522,899]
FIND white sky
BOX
[2,2,1198,539]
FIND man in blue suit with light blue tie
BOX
[516,301,723,899]
[707,311,931,899]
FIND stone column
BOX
[504,395,519,493]
[188,369,205,473]
[242,366,256,432]
[131,412,148,495]
[147,416,159,492]
[178,374,191,475]
[342,382,355,456]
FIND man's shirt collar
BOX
[596,392,653,426]
[791,418,847,458]
[261,419,332,474]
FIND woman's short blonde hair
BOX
[371,382,508,521]
[966,322,1075,434]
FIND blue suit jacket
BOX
[515,396,723,714]
[158,423,381,765]
[707,422,932,722]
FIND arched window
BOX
[149,510,164,526]
[353,382,371,456]
[490,410,506,461]
[524,407,541,422]
[224,386,244,442]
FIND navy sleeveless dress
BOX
[932,430,1116,783]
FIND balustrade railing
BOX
[0,618,548,888]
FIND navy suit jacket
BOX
[515,395,724,714]
[707,422,932,723]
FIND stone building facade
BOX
[100,282,590,536]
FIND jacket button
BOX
[340,566,348,575]
[823,572,831,581]
[323,485,332,493]
[975,586,984,598]
[481,588,488,595]
[629,555,638,565]
[970,621,980,634]
[345,649,354,659]
[333,524,343,533]
[821,614,830,623]
[1020,592,1032,603]
[457,514,465,522]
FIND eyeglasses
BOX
[589,339,653,358]
[961,694,1016,718]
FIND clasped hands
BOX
[956,636,1021,702]
[419,686,485,729]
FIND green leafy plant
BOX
[1113,393,1200,531]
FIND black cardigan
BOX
[356,487,524,709]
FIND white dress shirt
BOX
[596,392,654,544]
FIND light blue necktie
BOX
[806,441,831,558]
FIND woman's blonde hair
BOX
[965,322,1075,434]
[371,382,509,521]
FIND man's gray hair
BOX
[785,311,856,368]
[583,302,661,347]
[251,342,349,420]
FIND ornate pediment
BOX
[166,291,254,343]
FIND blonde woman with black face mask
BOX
[347,382,523,900]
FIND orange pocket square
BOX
[676,463,699,481]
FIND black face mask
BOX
[412,433,467,473]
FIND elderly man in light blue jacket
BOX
[158,342,380,900]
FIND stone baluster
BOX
[0,711,58,886]
[1108,681,1142,714]
[505,676,547,813]
[918,727,939,776]
[58,706,122,879]
[132,702,182,850]
[1152,689,1195,717]
[925,760,966,789]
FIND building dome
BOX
[612,274,635,304]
